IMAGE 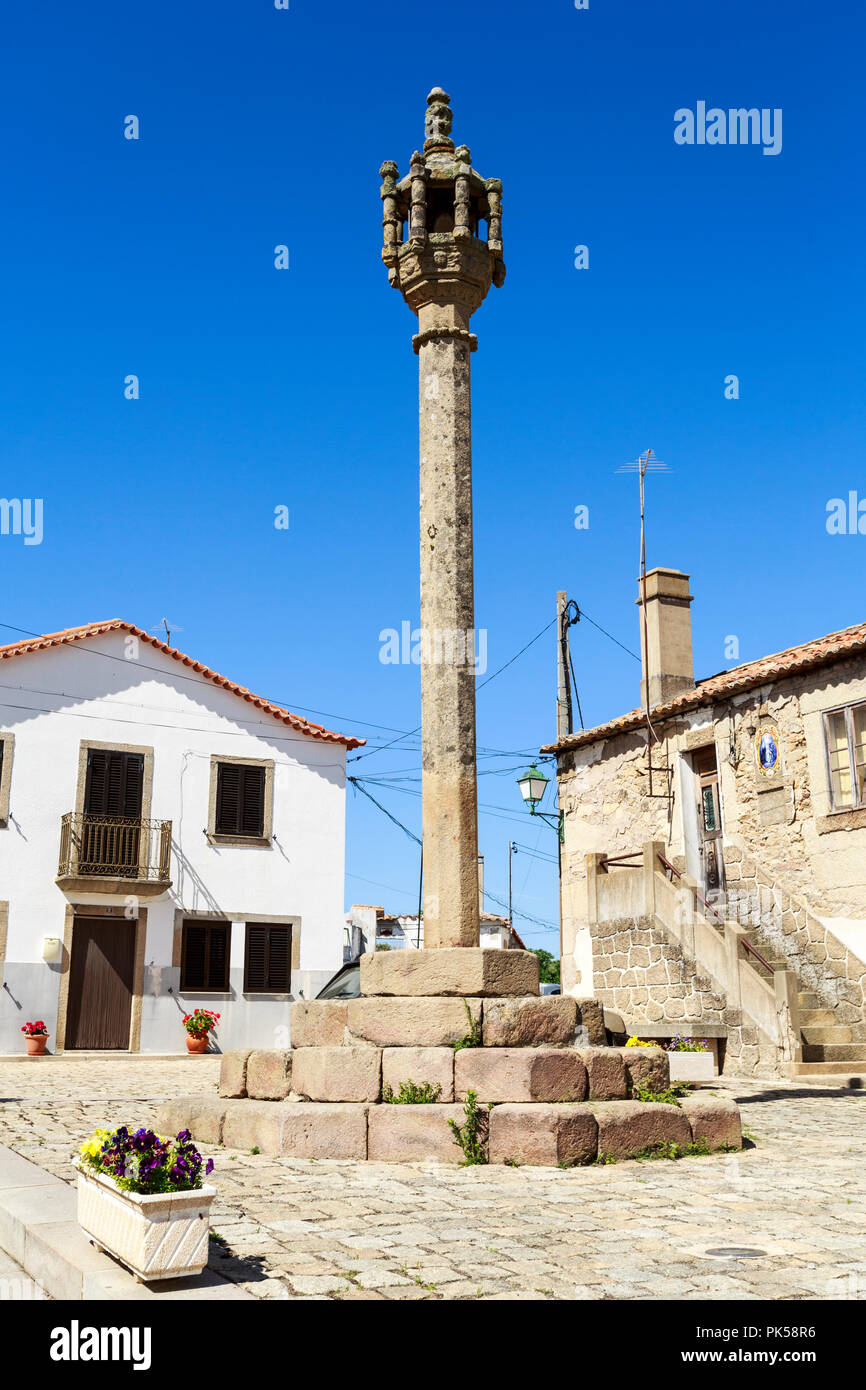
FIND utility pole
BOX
[508,840,516,936]
[556,591,572,742]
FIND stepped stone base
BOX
[359,947,539,999]
[157,1091,740,1166]
[454,1047,588,1103]
[345,996,483,1048]
[186,961,743,1167]
[382,1047,455,1100]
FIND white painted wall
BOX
[0,632,349,1052]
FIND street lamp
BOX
[516,764,563,840]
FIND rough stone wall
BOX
[591,913,779,1076]
[558,654,866,993]
[723,845,866,1032]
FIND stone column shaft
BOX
[417,303,479,949]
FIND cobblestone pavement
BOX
[0,1058,864,1301]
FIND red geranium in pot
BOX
[182,1009,220,1054]
[21,1021,49,1056]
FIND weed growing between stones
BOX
[452,999,482,1052]
[633,1137,715,1161]
[382,1080,443,1104]
[631,1081,693,1106]
[595,1151,616,1165]
[448,1089,488,1164]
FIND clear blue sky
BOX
[1,1,863,948]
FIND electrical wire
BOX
[350,614,559,764]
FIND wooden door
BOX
[66,917,136,1050]
[693,747,725,901]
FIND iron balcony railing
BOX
[58,813,172,884]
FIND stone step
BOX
[218,1043,671,1107]
[157,1093,742,1167]
[801,1043,866,1062]
[359,947,539,999]
[797,992,823,1010]
[788,1061,866,1079]
[797,1009,839,1027]
[800,1026,853,1045]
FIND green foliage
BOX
[375,943,392,952]
[448,1089,488,1165]
[382,1079,442,1105]
[630,1081,691,1107]
[530,948,560,984]
[633,1137,713,1161]
[595,1151,616,1165]
[451,999,482,1052]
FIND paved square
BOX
[0,1058,863,1300]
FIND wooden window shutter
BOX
[240,766,265,837]
[207,924,229,989]
[267,926,291,992]
[244,925,269,991]
[85,750,144,818]
[244,924,291,992]
[182,924,208,990]
[215,763,241,834]
[181,921,230,991]
[215,763,266,837]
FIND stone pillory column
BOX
[380,88,506,949]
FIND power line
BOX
[577,607,641,663]
[347,777,422,847]
[350,614,559,764]
[476,615,558,691]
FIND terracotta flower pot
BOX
[185,1034,209,1054]
[25,1033,49,1056]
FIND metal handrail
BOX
[599,852,642,868]
[740,937,775,974]
[656,852,725,924]
[656,851,777,973]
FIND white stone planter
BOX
[74,1162,216,1283]
[668,1050,715,1082]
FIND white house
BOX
[0,621,363,1055]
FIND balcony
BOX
[57,813,172,896]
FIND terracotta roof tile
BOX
[542,619,866,755]
[0,620,365,750]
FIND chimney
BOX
[637,567,694,708]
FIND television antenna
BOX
[618,449,673,801]
[150,618,184,648]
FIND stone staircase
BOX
[724,855,866,1079]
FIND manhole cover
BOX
[705,1247,767,1259]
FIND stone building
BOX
[543,568,866,1077]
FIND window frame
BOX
[0,733,14,825]
[823,699,866,812]
[206,756,274,846]
[180,919,231,993]
[243,922,293,995]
